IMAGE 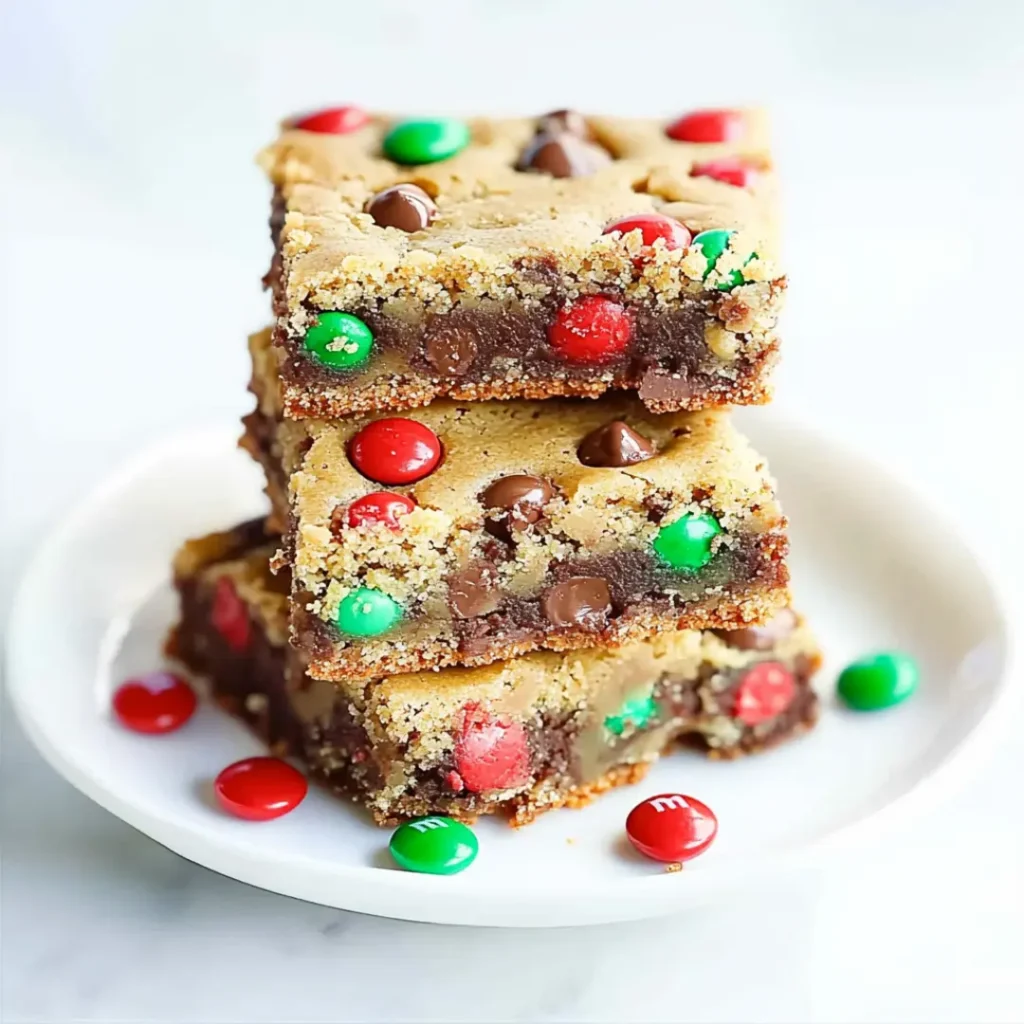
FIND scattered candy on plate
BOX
[837,651,919,710]
[213,757,308,821]
[389,816,479,875]
[626,793,719,864]
[112,671,197,734]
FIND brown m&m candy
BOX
[481,474,554,540]
[536,108,592,139]
[541,577,612,628]
[448,563,502,620]
[517,133,611,178]
[714,607,797,652]
[366,184,437,232]
[577,421,656,467]
[423,323,478,376]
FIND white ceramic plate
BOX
[5,415,1012,927]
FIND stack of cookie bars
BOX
[171,107,821,825]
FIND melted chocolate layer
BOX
[297,530,786,665]
[273,302,769,415]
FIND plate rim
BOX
[5,417,1018,926]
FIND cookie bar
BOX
[243,328,790,683]
[170,522,819,825]
[257,107,783,417]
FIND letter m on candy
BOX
[649,795,688,813]
[409,817,449,833]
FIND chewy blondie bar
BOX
[243,329,789,683]
[170,522,819,825]
[258,106,783,417]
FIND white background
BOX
[2,1,1024,1021]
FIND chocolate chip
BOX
[536,109,592,139]
[540,577,612,628]
[328,503,348,541]
[577,420,657,467]
[423,323,478,376]
[449,563,502,620]
[480,474,554,540]
[714,607,798,652]
[638,368,695,409]
[365,183,437,232]
[517,133,612,178]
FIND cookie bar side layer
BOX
[171,526,819,825]
[243,342,790,682]
[259,110,783,415]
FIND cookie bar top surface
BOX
[259,110,772,195]
[292,398,777,542]
[258,109,780,315]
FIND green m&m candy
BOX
[303,312,374,369]
[691,229,755,291]
[383,118,471,165]
[837,651,919,711]
[653,512,722,570]
[604,692,658,737]
[389,816,478,875]
[336,587,402,637]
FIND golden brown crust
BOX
[511,763,652,826]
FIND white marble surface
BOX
[3,1,1024,1020]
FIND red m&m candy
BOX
[348,418,442,485]
[214,757,308,821]
[732,661,796,725]
[291,106,369,135]
[210,577,250,653]
[454,704,530,793]
[602,214,692,254]
[626,793,718,863]
[346,491,417,529]
[112,671,197,734]
[665,109,743,144]
[548,296,632,364]
[691,158,757,188]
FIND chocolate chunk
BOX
[449,563,502,620]
[537,109,592,139]
[365,184,437,232]
[517,133,612,178]
[577,420,656,467]
[714,607,798,652]
[638,367,695,408]
[541,577,612,628]
[423,323,479,376]
[480,474,554,540]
